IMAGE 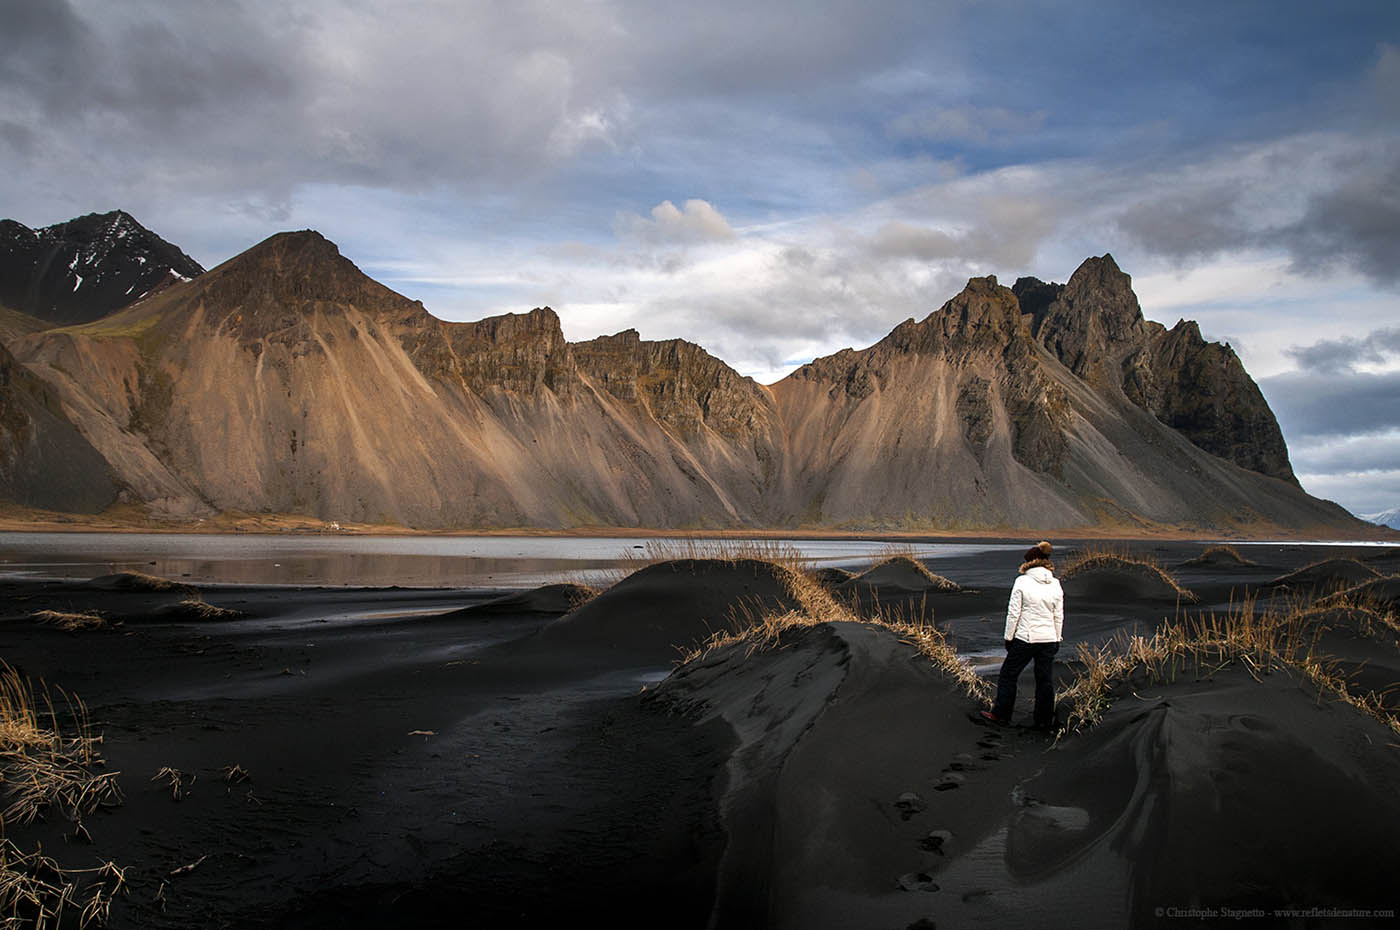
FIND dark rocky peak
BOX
[0,210,204,326]
[1011,276,1063,330]
[1033,253,1147,386]
[189,230,426,340]
[1122,318,1297,484]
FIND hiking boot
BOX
[978,710,1009,726]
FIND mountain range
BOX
[1361,508,1400,530]
[0,212,1370,533]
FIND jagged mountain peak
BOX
[1031,253,1145,385]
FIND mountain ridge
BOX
[0,222,1369,533]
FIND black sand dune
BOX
[1060,556,1197,604]
[1269,558,1382,592]
[533,558,807,663]
[807,566,855,589]
[837,554,961,601]
[2,542,1398,928]
[1330,576,1400,610]
[1177,545,1258,569]
[435,582,597,618]
[1296,606,1400,713]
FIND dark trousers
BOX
[993,639,1058,726]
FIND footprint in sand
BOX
[933,773,963,791]
[894,792,927,820]
[944,753,983,772]
[896,872,940,892]
[918,829,953,854]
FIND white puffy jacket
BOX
[1004,565,1064,642]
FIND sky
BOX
[2,0,1398,516]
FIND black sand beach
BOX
[2,540,1398,928]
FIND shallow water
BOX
[0,532,1018,588]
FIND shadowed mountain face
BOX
[0,211,205,326]
[0,232,1361,532]
[0,341,117,513]
[1019,256,1296,483]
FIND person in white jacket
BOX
[981,541,1063,729]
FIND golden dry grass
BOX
[171,599,242,621]
[1055,591,1400,737]
[0,664,123,829]
[150,767,194,802]
[852,552,961,592]
[1058,545,1199,603]
[0,839,126,929]
[29,610,108,632]
[93,570,192,593]
[1,664,125,927]
[674,557,990,702]
[598,538,812,589]
[562,584,601,610]
[1180,544,1257,567]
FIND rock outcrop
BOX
[0,211,205,326]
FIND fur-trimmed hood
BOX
[1019,558,1055,575]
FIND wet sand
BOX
[2,541,1398,928]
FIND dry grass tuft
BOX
[1059,546,1199,603]
[600,538,811,589]
[563,584,600,610]
[0,663,122,829]
[1055,591,1400,737]
[29,610,108,632]
[674,558,989,703]
[150,767,194,802]
[1180,544,1257,567]
[221,765,250,785]
[856,553,961,592]
[170,599,242,621]
[0,839,126,928]
[89,570,195,594]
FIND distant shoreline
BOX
[0,509,1394,543]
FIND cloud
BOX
[616,199,736,245]
[1293,469,1400,516]
[1284,327,1400,373]
[1271,155,1400,286]
[1290,430,1400,476]
[1260,370,1400,439]
[888,104,1045,145]
[1114,185,1249,264]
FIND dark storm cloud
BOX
[1285,327,1400,373]
[1273,157,1400,286]
[0,0,92,104]
[1260,370,1400,439]
[1,0,300,125]
[1114,185,1249,264]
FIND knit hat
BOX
[1022,540,1052,563]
